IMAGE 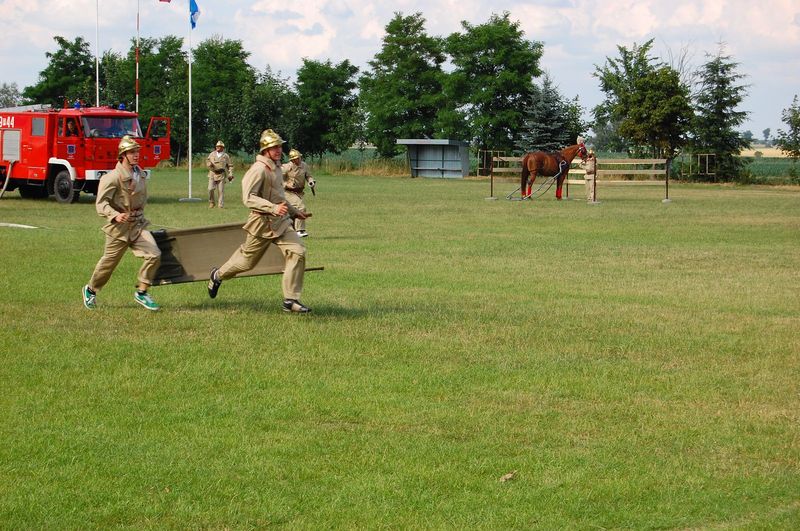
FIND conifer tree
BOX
[515,74,565,152]
[691,44,751,180]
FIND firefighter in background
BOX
[583,149,597,202]
[82,135,161,311]
[281,149,315,237]
[206,140,235,208]
[207,129,312,313]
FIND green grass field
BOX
[1,171,799,528]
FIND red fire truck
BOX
[0,103,170,203]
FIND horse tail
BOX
[520,154,530,197]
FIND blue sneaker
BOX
[82,285,96,310]
[134,290,160,311]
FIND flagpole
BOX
[189,22,193,198]
[135,0,140,113]
[180,0,200,202]
[95,0,100,106]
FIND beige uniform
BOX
[206,150,234,207]
[89,162,161,290]
[583,156,597,202]
[217,154,306,300]
[281,160,313,231]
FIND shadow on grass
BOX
[174,298,372,318]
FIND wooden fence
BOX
[489,156,671,202]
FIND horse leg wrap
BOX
[555,160,567,200]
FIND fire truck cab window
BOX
[63,119,79,137]
[31,117,45,136]
[83,117,142,139]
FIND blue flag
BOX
[190,0,200,29]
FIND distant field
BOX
[1,172,799,528]
[741,147,788,157]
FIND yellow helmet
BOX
[117,135,140,158]
[215,140,225,148]
[289,148,302,160]
[259,129,285,151]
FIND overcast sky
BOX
[2,0,799,139]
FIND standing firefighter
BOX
[583,149,597,202]
[206,140,235,208]
[82,135,161,311]
[207,129,312,313]
[281,148,315,237]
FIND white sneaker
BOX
[297,230,308,238]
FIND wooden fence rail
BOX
[489,156,671,202]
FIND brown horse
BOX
[520,142,588,200]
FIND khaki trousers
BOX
[89,231,161,290]
[208,176,226,207]
[218,230,306,300]
[585,177,596,202]
[285,191,306,231]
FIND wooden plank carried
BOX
[151,222,322,285]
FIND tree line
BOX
[2,12,799,179]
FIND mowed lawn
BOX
[1,170,799,528]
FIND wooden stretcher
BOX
[150,222,322,285]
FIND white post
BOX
[135,0,140,113]
[95,0,100,107]
[189,27,192,196]
[179,11,199,202]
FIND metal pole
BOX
[95,0,100,106]
[135,0,140,113]
[179,10,199,202]
[189,26,192,197]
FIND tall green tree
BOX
[691,44,751,180]
[144,36,189,157]
[294,58,359,159]
[775,95,800,162]
[0,82,22,107]
[23,36,95,106]
[359,12,446,158]
[621,66,693,160]
[594,39,692,161]
[515,74,589,152]
[101,36,189,159]
[100,49,128,108]
[445,12,543,153]
[191,37,257,153]
[594,39,658,155]
[243,66,298,153]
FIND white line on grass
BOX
[0,223,40,229]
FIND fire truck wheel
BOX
[53,170,74,204]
